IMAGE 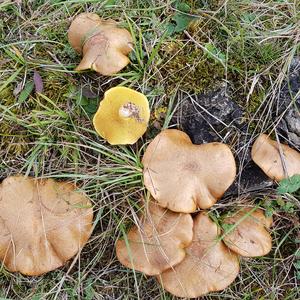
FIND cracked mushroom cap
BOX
[222,208,272,257]
[142,129,236,213]
[251,134,300,181]
[158,213,239,298]
[68,13,133,76]
[116,201,193,276]
[93,86,150,145]
[0,176,93,276]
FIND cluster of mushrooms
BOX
[115,129,300,298]
[69,14,300,297]
[1,12,299,298]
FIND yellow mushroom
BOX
[93,86,150,145]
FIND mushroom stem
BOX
[119,102,142,121]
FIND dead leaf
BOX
[33,70,43,94]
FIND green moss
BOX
[1,124,30,156]
[0,91,30,156]
[184,0,222,10]
[159,41,225,93]
[247,89,266,114]
[0,87,15,106]
[42,71,75,103]
[0,66,77,159]
[0,87,29,155]
[245,89,269,133]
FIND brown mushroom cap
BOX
[158,213,239,298]
[0,176,93,276]
[251,134,300,181]
[222,208,272,257]
[142,129,236,213]
[68,13,133,76]
[116,201,193,276]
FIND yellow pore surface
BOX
[93,87,150,145]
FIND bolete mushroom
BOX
[158,212,239,298]
[0,176,93,276]
[93,86,150,145]
[142,129,236,213]
[116,201,193,276]
[222,207,272,257]
[251,134,300,181]
[68,13,133,75]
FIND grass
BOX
[0,0,299,299]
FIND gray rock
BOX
[278,57,300,148]
[176,83,245,144]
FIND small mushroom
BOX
[222,208,272,257]
[158,213,239,298]
[142,129,236,213]
[116,201,193,276]
[68,13,133,75]
[93,86,150,145]
[0,176,93,276]
[251,134,300,181]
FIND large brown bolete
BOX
[251,134,300,181]
[0,176,93,276]
[68,13,133,75]
[142,129,236,213]
[158,213,239,298]
[116,201,193,276]
[222,208,272,257]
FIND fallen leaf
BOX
[33,70,44,94]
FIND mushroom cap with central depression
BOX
[142,129,236,213]
[0,176,93,276]
[116,201,193,275]
[158,213,239,298]
[222,207,272,257]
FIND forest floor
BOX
[0,0,299,299]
